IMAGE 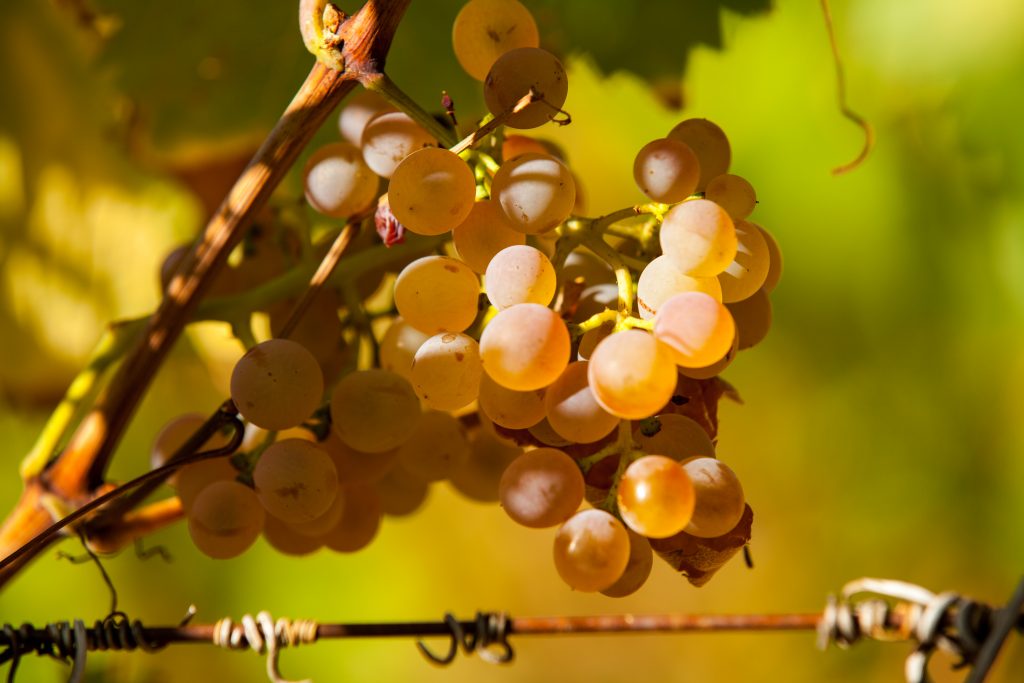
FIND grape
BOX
[498,448,583,528]
[388,148,476,236]
[177,457,238,510]
[600,530,654,598]
[718,220,770,303]
[329,369,422,452]
[478,372,547,429]
[552,509,630,592]
[452,200,525,274]
[637,254,723,320]
[289,485,346,537]
[653,292,735,369]
[485,244,556,309]
[576,322,613,361]
[303,142,379,218]
[659,199,737,277]
[393,255,480,334]
[361,111,437,178]
[338,89,394,144]
[397,411,470,482]
[480,303,570,391]
[705,173,756,221]
[410,332,482,411]
[262,515,322,556]
[617,455,696,538]
[492,153,575,234]
[322,430,399,484]
[758,225,783,293]
[678,328,739,380]
[682,457,746,538]
[726,287,772,350]
[375,463,430,517]
[449,430,522,503]
[452,0,539,81]
[544,361,618,444]
[252,439,338,523]
[230,339,324,431]
[667,118,731,191]
[187,481,265,560]
[562,249,613,287]
[587,330,677,420]
[484,47,568,129]
[502,134,548,161]
[268,287,344,371]
[526,417,574,447]
[635,414,715,461]
[323,485,382,553]
[632,138,700,204]
[379,317,430,381]
[151,413,231,485]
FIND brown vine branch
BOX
[821,0,874,175]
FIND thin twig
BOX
[821,0,874,175]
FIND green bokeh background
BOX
[1,1,1022,681]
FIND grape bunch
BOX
[152,0,782,596]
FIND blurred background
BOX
[1,0,1022,681]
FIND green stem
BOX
[599,420,639,513]
[366,74,457,147]
[583,236,634,329]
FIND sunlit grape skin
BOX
[705,173,757,221]
[718,220,770,303]
[632,138,700,204]
[544,361,618,444]
[587,330,677,420]
[552,509,630,592]
[452,200,525,274]
[484,47,568,129]
[637,254,723,320]
[452,0,539,81]
[360,111,437,178]
[492,153,576,234]
[480,303,570,391]
[230,339,323,431]
[653,292,736,369]
[498,447,583,528]
[667,118,732,191]
[659,199,738,278]
[388,148,476,236]
[393,255,481,334]
[485,244,556,309]
[410,332,482,411]
[682,457,746,538]
[616,455,696,538]
[303,142,378,218]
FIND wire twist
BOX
[212,612,319,683]
[416,612,514,665]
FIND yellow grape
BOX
[653,292,736,368]
[361,111,437,178]
[323,485,382,553]
[616,455,696,538]
[303,142,379,218]
[502,134,548,161]
[600,530,654,598]
[705,173,756,221]
[659,199,737,277]
[177,458,238,510]
[480,303,570,391]
[378,317,430,381]
[718,219,770,303]
[484,47,568,129]
[576,322,613,362]
[678,328,739,380]
[252,439,338,523]
[477,371,547,429]
[552,509,630,592]
[526,417,573,447]
[322,430,399,485]
[757,224,783,293]
[187,481,265,560]
[587,330,677,420]
[288,486,347,537]
[151,413,231,486]
[389,147,476,235]
[492,153,576,234]
[452,0,539,81]
[666,118,731,191]
[499,448,583,528]
[544,361,618,444]
[230,339,324,431]
[397,411,470,482]
[485,244,556,309]
[329,369,422,452]
[262,515,322,556]
[449,430,522,503]
[636,254,722,320]
[726,287,772,350]
[338,89,394,144]
[393,255,480,334]
[411,332,482,411]
[452,200,525,274]
[632,138,700,204]
[375,463,430,517]
[682,457,746,538]
[635,414,715,461]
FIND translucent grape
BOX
[666,118,731,191]
[187,481,265,560]
[484,47,568,129]
[177,458,238,510]
[617,455,696,538]
[653,292,736,368]
[303,142,379,218]
[262,515,322,556]
[397,411,470,482]
[478,372,547,429]
[587,330,677,420]
[632,138,700,204]
[230,339,324,431]
[600,530,653,598]
[449,430,522,503]
[375,463,430,517]
[726,287,772,350]
[378,317,430,381]
[526,417,573,447]
[677,327,739,380]
[544,361,618,444]
[151,413,231,485]
[338,89,394,144]
[410,332,482,411]
[682,457,746,538]
[361,111,437,178]
[329,369,422,452]
[492,153,575,234]
[758,224,783,293]
[288,485,346,537]
[498,448,583,528]
[705,173,756,221]
[452,0,539,81]
[252,439,338,523]
[322,430,399,484]
[659,199,737,277]
[323,485,382,552]
[636,254,723,320]
[389,147,476,236]
[502,134,548,161]
[452,200,525,274]
[485,245,556,309]
[552,509,630,592]
[393,255,480,334]
[635,414,715,461]
[480,303,570,391]
[718,219,770,303]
